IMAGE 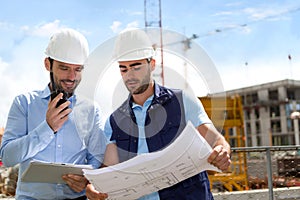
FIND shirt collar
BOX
[117,82,174,121]
[152,81,173,105]
[131,95,154,109]
[40,84,52,99]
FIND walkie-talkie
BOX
[49,57,69,110]
[51,89,68,108]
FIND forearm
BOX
[197,123,223,147]
[1,120,54,166]
[197,123,231,171]
[102,143,119,167]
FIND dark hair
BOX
[48,57,54,70]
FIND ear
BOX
[44,58,51,71]
[150,59,156,71]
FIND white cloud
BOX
[110,21,122,33]
[0,57,8,71]
[0,19,94,127]
[119,9,143,16]
[213,11,235,17]
[0,21,13,30]
[0,20,70,126]
[29,20,65,37]
[225,2,243,7]
[126,21,139,29]
[0,58,18,126]
[128,11,143,16]
[243,7,293,22]
[109,21,139,33]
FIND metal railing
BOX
[223,145,300,200]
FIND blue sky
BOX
[1,0,300,126]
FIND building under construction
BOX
[226,79,300,147]
[200,79,300,192]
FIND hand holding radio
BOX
[51,89,69,109]
[46,92,71,133]
[48,62,72,132]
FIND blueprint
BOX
[83,121,221,200]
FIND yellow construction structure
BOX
[199,95,248,191]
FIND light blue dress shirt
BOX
[0,85,108,200]
[104,91,211,200]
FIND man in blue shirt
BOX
[86,29,231,200]
[0,28,107,199]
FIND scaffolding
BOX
[199,95,249,191]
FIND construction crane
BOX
[143,1,300,192]
[144,0,164,85]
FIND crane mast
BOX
[144,0,164,86]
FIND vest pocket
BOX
[115,133,130,151]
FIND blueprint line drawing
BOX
[83,121,221,200]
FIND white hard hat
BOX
[45,28,89,65]
[113,28,155,62]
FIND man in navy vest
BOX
[86,28,231,200]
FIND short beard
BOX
[55,79,79,97]
[129,67,151,95]
[132,82,150,94]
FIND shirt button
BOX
[58,145,61,148]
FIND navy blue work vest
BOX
[110,84,214,200]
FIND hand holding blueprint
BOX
[83,121,221,200]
